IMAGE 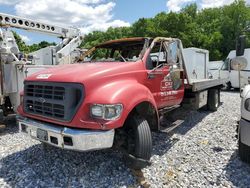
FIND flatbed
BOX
[186,78,228,92]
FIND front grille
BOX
[26,100,64,118]
[26,85,65,100]
[24,81,84,122]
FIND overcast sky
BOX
[0,0,249,44]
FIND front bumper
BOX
[239,118,250,147]
[17,116,114,151]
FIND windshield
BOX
[82,40,146,62]
[221,58,230,70]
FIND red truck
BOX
[17,37,225,169]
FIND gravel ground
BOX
[0,91,250,187]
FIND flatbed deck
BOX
[185,78,228,92]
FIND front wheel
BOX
[124,115,152,169]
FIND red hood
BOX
[26,62,141,83]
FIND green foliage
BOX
[28,41,56,52]
[12,0,250,61]
[12,31,30,53]
[13,31,56,54]
[82,0,250,61]
[80,27,133,49]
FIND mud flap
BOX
[125,154,151,170]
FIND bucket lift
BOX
[0,12,83,65]
[0,13,84,117]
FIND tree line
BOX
[14,0,250,61]
[13,31,56,54]
[81,0,250,61]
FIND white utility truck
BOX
[208,48,250,89]
[224,49,250,88]
[0,13,83,118]
[208,60,224,80]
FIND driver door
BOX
[145,39,184,109]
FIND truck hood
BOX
[26,62,140,83]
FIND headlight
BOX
[245,99,250,111]
[90,104,123,120]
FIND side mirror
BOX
[167,41,178,64]
[231,57,248,71]
[236,35,246,56]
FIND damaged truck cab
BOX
[17,37,223,169]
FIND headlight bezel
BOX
[90,104,123,120]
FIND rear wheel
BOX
[124,115,152,169]
[239,134,250,164]
[207,88,219,111]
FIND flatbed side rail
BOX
[186,78,228,92]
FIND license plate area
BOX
[37,128,48,141]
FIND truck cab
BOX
[18,37,223,169]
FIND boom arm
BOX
[0,13,80,38]
[0,12,85,65]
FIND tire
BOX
[239,134,250,164]
[207,88,219,111]
[124,115,152,169]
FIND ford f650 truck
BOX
[17,37,225,169]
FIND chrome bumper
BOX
[239,118,250,147]
[17,116,114,151]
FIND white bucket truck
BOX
[0,13,83,119]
